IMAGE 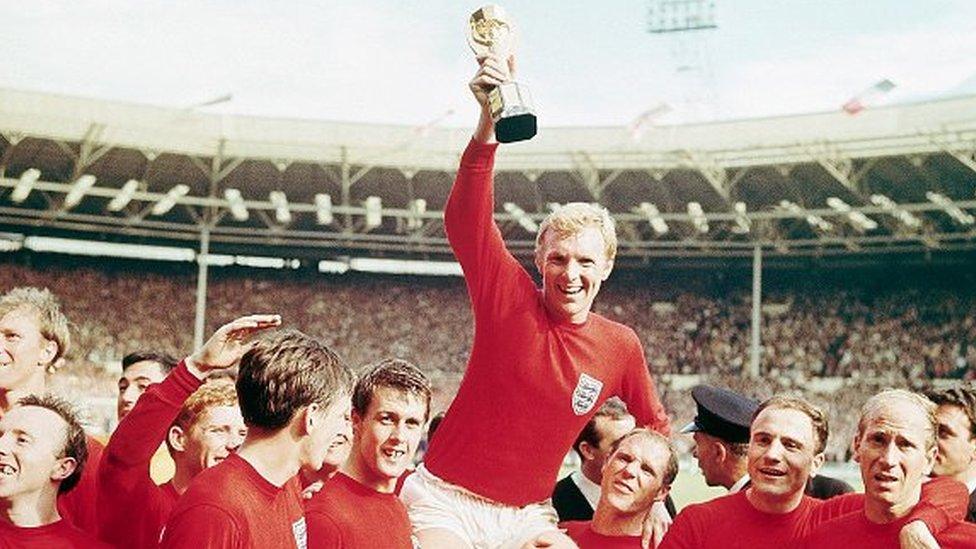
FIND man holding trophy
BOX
[399,5,673,548]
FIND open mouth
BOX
[381,448,406,460]
[0,463,16,476]
[874,472,898,483]
[613,480,635,494]
[559,285,583,296]
[757,467,786,478]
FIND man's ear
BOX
[810,452,826,478]
[601,258,614,281]
[851,434,862,464]
[303,402,322,436]
[924,444,938,476]
[50,456,77,484]
[168,425,187,453]
[579,441,599,463]
[654,483,671,503]
[39,340,59,371]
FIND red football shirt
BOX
[563,521,642,548]
[425,140,671,506]
[56,434,103,537]
[801,510,976,548]
[160,453,306,549]
[305,472,414,549]
[97,361,201,548]
[660,478,968,549]
[0,518,110,548]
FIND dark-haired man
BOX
[562,429,678,548]
[161,329,354,548]
[0,286,101,536]
[117,350,179,420]
[0,395,108,548]
[307,358,430,548]
[553,399,636,522]
[928,386,976,522]
[98,316,272,549]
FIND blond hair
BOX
[0,287,71,371]
[535,202,617,261]
[173,378,239,432]
[857,389,938,451]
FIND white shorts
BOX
[400,464,560,549]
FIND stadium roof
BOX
[1,88,975,266]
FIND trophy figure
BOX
[467,5,537,143]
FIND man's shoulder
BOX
[938,519,976,545]
[172,460,249,513]
[677,492,749,520]
[588,313,642,346]
[561,520,591,537]
[553,475,579,494]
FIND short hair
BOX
[858,389,938,451]
[753,396,829,455]
[122,350,179,375]
[0,287,71,369]
[352,358,432,422]
[573,398,631,458]
[236,329,353,431]
[173,379,239,432]
[611,428,679,488]
[927,386,976,440]
[724,440,750,458]
[17,394,88,494]
[535,202,618,261]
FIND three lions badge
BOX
[571,373,604,415]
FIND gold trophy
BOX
[467,5,537,143]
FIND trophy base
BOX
[490,82,537,143]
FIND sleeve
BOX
[808,493,864,525]
[160,504,241,549]
[901,476,970,535]
[97,361,202,541]
[305,511,345,549]
[444,140,536,323]
[618,331,671,437]
[657,507,701,549]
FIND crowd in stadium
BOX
[2,54,976,549]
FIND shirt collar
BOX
[571,470,603,510]
[729,474,751,494]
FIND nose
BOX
[228,432,245,451]
[565,260,582,280]
[762,439,785,463]
[121,385,139,405]
[878,441,899,468]
[691,444,699,459]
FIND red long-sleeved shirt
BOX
[160,453,306,549]
[660,477,968,549]
[57,435,103,537]
[96,361,201,548]
[0,518,110,548]
[423,140,671,506]
[801,509,976,548]
[305,472,414,549]
[563,521,642,548]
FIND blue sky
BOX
[2,1,975,127]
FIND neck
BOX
[745,486,805,514]
[954,464,976,489]
[580,462,602,485]
[864,485,922,524]
[237,429,302,488]
[724,463,749,490]
[0,376,47,414]
[341,454,396,494]
[169,458,196,495]
[590,502,644,537]
[0,487,61,528]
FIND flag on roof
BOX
[842,79,896,115]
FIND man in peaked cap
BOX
[683,385,853,499]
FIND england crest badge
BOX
[571,373,604,415]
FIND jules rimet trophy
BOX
[467,5,537,143]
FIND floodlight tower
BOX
[646,0,719,121]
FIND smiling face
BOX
[352,386,427,493]
[747,407,824,504]
[301,393,352,471]
[180,405,247,476]
[0,405,74,501]
[855,402,936,513]
[0,308,56,394]
[117,360,168,420]
[534,226,613,324]
[599,432,673,515]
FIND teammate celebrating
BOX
[306,358,430,548]
[160,329,354,548]
[117,351,179,420]
[97,315,277,549]
[928,386,976,522]
[562,429,679,548]
[0,287,101,536]
[0,395,108,548]
[405,54,671,549]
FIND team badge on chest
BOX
[571,373,604,415]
